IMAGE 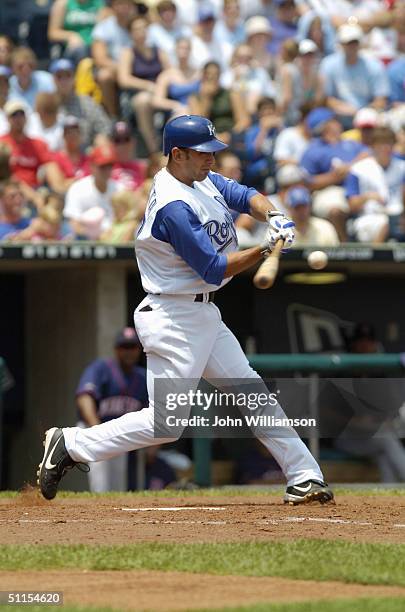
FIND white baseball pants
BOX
[64,294,324,486]
[77,422,128,492]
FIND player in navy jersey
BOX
[75,327,147,491]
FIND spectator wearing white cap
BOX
[0,100,67,197]
[244,16,273,74]
[277,38,324,126]
[319,23,389,127]
[285,185,339,246]
[214,0,246,48]
[342,107,380,146]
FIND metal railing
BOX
[193,353,405,486]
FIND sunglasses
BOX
[10,110,25,118]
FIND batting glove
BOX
[261,211,295,254]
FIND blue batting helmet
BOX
[163,115,228,156]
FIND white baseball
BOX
[307,250,328,270]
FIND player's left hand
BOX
[264,211,295,253]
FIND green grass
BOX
[199,600,405,612]
[1,540,405,586]
[1,600,405,612]
[1,486,405,500]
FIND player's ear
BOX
[171,147,183,162]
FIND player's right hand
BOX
[262,211,295,254]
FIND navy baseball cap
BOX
[114,327,141,348]
[50,58,74,74]
[306,107,335,134]
[198,5,216,21]
[286,186,311,207]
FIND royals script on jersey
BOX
[135,168,257,295]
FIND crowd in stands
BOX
[0,0,404,245]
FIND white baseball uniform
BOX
[63,168,324,486]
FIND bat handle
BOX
[253,239,284,289]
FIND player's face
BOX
[115,345,141,368]
[184,149,216,182]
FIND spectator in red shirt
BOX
[53,115,91,184]
[0,101,68,198]
[111,121,145,191]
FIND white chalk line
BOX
[114,506,227,512]
[7,507,405,530]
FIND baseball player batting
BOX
[37,115,333,506]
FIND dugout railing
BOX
[193,353,405,486]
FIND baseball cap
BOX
[286,186,311,207]
[298,39,318,55]
[50,58,74,74]
[62,115,80,130]
[112,121,132,142]
[114,327,141,348]
[338,23,363,44]
[353,107,379,129]
[245,16,272,38]
[0,65,12,78]
[89,144,116,166]
[276,164,306,187]
[198,5,216,22]
[306,107,335,134]
[4,100,27,117]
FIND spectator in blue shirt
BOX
[300,106,365,240]
[214,0,246,48]
[9,47,55,111]
[387,56,405,105]
[243,96,282,191]
[320,23,389,128]
[0,180,30,240]
[268,0,298,56]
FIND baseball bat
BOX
[253,240,284,289]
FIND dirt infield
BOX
[1,490,404,545]
[1,570,405,611]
